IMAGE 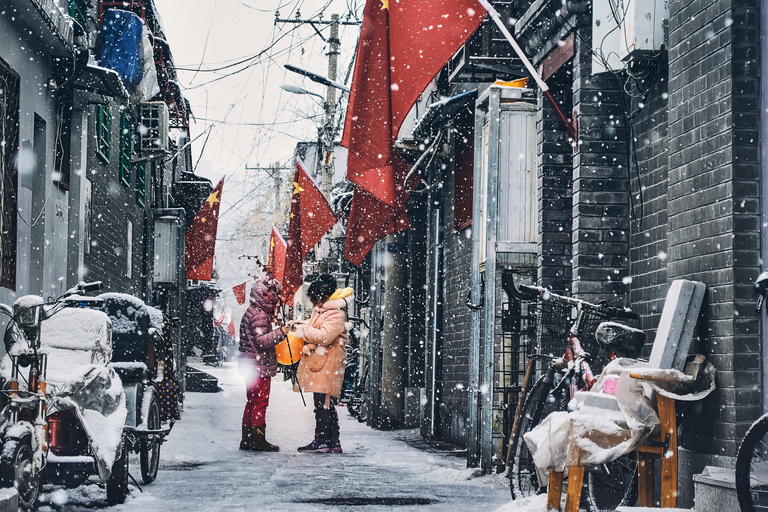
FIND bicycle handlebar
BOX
[518,284,638,319]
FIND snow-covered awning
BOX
[73,64,129,98]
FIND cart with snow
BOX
[96,293,174,485]
[0,283,130,509]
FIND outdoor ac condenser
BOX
[139,102,169,153]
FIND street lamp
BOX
[284,64,350,93]
[279,84,326,101]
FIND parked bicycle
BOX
[735,271,768,512]
[507,284,645,511]
[343,316,369,423]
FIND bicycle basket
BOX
[574,307,612,356]
[531,300,572,356]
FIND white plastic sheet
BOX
[523,357,715,476]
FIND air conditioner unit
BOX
[139,102,169,153]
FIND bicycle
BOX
[735,271,768,512]
[507,284,645,511]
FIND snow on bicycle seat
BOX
[40,307,113,387]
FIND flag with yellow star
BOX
[341,0,487,265]
[185,178,224,280]
[267,225,287,285]
[283,158,337,301]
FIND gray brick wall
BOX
[437,164,473,445]
[666,0,761,457]
[571,30,631,305]
[538,70,574,293]
[84,101,149,299]
[628,53,669,347]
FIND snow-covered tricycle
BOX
[0,283,171,510]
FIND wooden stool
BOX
[545,394,678,511]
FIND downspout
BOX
[761,0,768,414]
[427,203,442,437]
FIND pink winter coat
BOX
[294,295,350,398]
[239,280,284,378]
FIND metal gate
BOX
[491,273,534,471]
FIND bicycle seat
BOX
[595,321,646,357]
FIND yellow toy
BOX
[275,331,304,365]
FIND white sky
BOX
[151,0,363,298]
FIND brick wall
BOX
[538,68,574,293]
[666,0,761,456]
[437,162,473,445]
[84,101,149,299]
[571,30,631,305]
[628,54,670,347]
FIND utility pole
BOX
[275,11,359,200]
[321,14,340,200]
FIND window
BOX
[0,57,19,290]
[96,104,111,163]
[453,104,474,231]
[135,162,146,206]
[69,0,88,32]
[119,108,131,186]
[126,220,133,278]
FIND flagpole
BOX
[476,0,577,140]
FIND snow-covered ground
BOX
[36,362,527,511]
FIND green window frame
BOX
[135,162,146,206]
[119,109,131,186]
[68,0,88,32]
[96,105,111,163]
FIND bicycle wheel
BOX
[736,414,768,512]
[585,454,638,511]
[509,373,566,499]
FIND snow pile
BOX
[495,495,550,512]
[13,295,44,310]
[40,308,112,362]
[147,306,164,330]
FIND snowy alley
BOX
[35,363,514,512]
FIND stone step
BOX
[692,465,738,511]
[616,508,699,512]
[0,488,18,512]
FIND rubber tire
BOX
[140,396,162,484]
[106,440,129,505]
[585,454,638,512]
[0,438,40,511]
[509,374,565,499]
[736,414,768,512]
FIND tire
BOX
[585,454,638,511]
[509,374,566,499]
[0,438,40,511]
[140,396,161,485]
[736,414,768,512]
[106,440,129,505]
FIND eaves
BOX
[1,0,75,58]
[515,0,590,66]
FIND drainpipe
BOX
[761,0,768,415]
[467,91,487,467]
[426,203,442,437]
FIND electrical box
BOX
[139,102,169,153]
[592,0,668,74]
[478,98,538,267]
[153,215,181,283]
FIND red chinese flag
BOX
[232,282,247,306]
[341,0,487,265]
[283,159,338,300]
[227,320,236,338]
[267,226,287,285]
[185,178,224,280]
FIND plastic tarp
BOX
[523,357,716,480]
[0,308,126,482]
[97,9,159,101]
